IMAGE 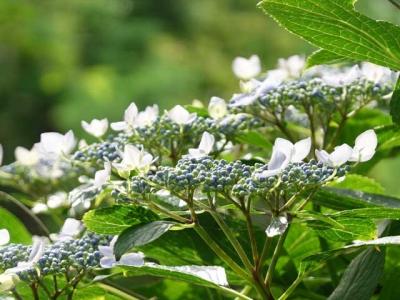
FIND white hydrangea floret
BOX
[15,146,39,166]
[259,137,311,178]
[36,130,76,157]
[208,97,227,120]
[187,132,215,159]
[81,118,109,138]
[315,144,353,167]
[349,129,377,162]
[232,55,261,80]
[167,105,197,125]
[114,145,154,174]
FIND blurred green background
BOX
[0,0,399,194]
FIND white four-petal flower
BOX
[81,118,109,138]
[232,55,261,80]
[37,130,76,156]
[208,97,227,120]
[188,132,215,158]
[349,129,377,162]
[167,105,197,125]
[111,102,139,131]
[260,137,311,178]
[315,144,353,167]
[114,145,154,174]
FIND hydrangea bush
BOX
[2,1,400,299]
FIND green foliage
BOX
[83,205,159,235]
[115,221,178,259]
[259,0,400,70]
[0,208,31,244]
[328,248,385,300]
[390,77,400,125]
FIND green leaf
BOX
[329,174,385,194]
[390,76,400,125]
[234,131,273,150]
[306,49,351,68]
[83,205,159,235]
[259,0,400,70]
[312,187,400,210]
[331,207,400,220]
[328,248,385,300]
[375,124,400,151]
[0,207,31,244]
[305,216,376,242]
[115,221,177,259]
[305,235,400,265]
[120,264,228,288]
[184,105,209,117]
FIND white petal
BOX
[292,137,311,162]
[229,93,258,107]
[198,132,215,154]
[110,121,128,131]
[15,146,39,166]
[118,252,145,267]
[329,144,353,167]
[94,162,111,188]
[0,229,10,246]
[268,149,290,172]
[232,55,261,80]
[0,273,19,292]
[0,144,3,165]
[208,97,227,119]
[63,130,77,154]
[81,118,108,137]
[188,149,206,159]
[100,256,116,268]
[315,149,330,164]
[124,103,139,125]
[31,203,48,214]
[29,237,46,263]
[353,129,377,155]
[59,218,83,239]
[274,138,293,156]
[98,246,114,258]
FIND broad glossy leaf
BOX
[0,207,31,244]
[390,76,400,125]
[305,216,376,242]
[312,187,400,210]
[330,174,385,194]
[306,49,351,68]
[305,235,400,265]
[332,207,400,220]
[83,205,159,235]
[235,131,273,150]
[328,248,385,300]
[259,0,400,70]
[115,221,177,259]
[375,124,400,151]
[121,264,228,288]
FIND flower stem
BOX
[208,210,253,271]
[278,274,304,300]
[193,225,251,281]
[264,225,290,287]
